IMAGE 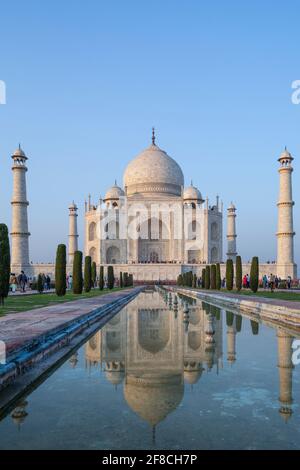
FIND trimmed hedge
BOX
[236,255,242,292]
[250,257,259,293]
[73,251,83,294]
[84,256,92,292]
[0,224,10,305]
[226,259,234,291]
[91,261,97,287]
[37,273,44,293]
[99,265,104,290]
[216,263,221,290]
[107,266,114,289]
[211,265,216,290]
[205,266,211,289]
[55,244,66,296]
[202,268,206,289]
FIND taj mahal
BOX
[9,129,297,282]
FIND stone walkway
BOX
[0,288,140,357]
[200,290,300,310]
[8,289,55,296]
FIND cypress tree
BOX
[177,274,183,286]
[123,272,128,288]
[91,261,97,288]
[0,224,10,306]
[129,274,133,287]
[211,264,216,289]
[250,257,259,293]
[216,263,221,290]
[37,274,44,293]
[120,271,123,288]
[84,256,92,292]
[107,265,114,289]
[202,268,206,288]
[192,274,197,288]
[204,266,211,289]
[55,244,66,296]
[99,265,104,290]
[226,259,234,291]
[236,255,242,292]
[73,250,83,294]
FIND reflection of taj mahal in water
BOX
[9,290,297,432]
[84,290,296,431]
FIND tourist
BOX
[262,274,268,289]
[242,275,247,289]
[46,275,51,290]
[10,273,17,293]
[18,270,28,292]
[287,276,292,289]
[42,274,47,291]
[222,277,226,288]
[246,274,250,288]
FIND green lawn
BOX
[0,288,123,316]
[219,289,300,302]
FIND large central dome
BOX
[123,143,184,196]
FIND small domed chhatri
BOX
[183,182,203,203]
[104,181,125,201]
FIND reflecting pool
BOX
[0,289,300,450]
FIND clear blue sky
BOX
[0,0,299,266]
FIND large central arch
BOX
[137,218,170,263]
[106,245,121,264]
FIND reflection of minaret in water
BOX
[205,311,216,370]
[69,352,79,368]
[227,316,236,364]
[277,329,294,422]
[11,399,29,430]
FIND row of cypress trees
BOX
[176,256,259,293]
[55,245,133,296]
[119,271,133,288]
[225,256,259,293]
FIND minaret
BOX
[68,202,78,264]
[276,148,296,279]
[226,203,237,261]
[11,145,30,273]
[277,329,294,422]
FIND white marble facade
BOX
[84,136,223,269]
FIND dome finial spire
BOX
[152,127,155,145]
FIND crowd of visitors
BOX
[9,271,52,293]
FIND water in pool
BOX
[0,289,300,450]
